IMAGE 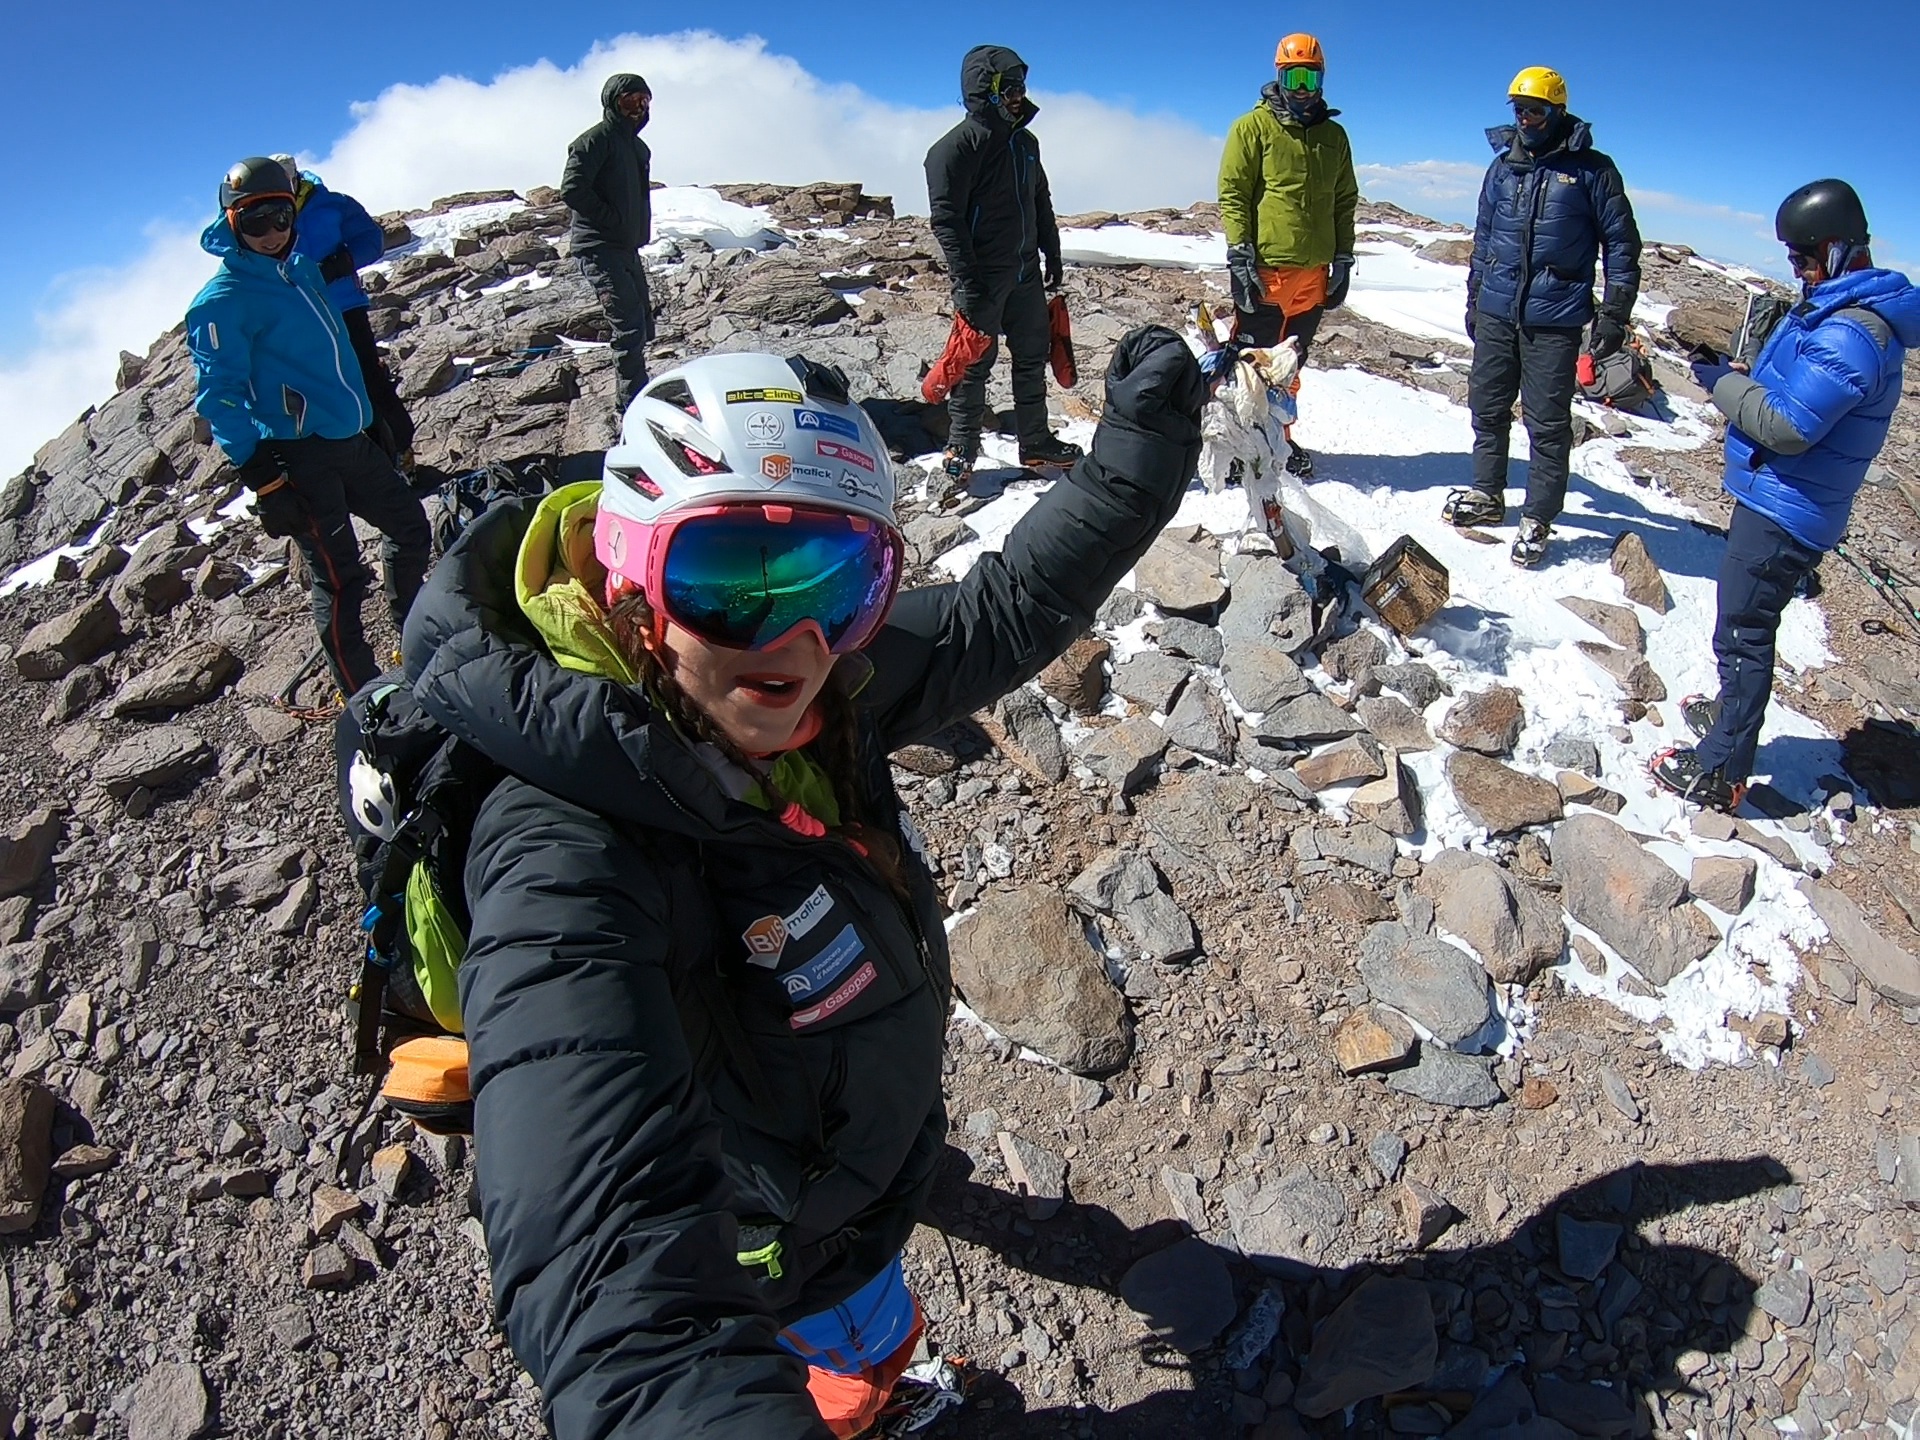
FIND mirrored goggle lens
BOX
[236,200,295,235]
[1512,99,1551,118]
[1279,66,1322,93]
[661,508,899,653]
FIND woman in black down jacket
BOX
[399,327,1204,1437]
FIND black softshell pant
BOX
[1694,503,1820,784]
[1237,298,1324,365]
[340,305,415,460]
[1468,312,1583,524]
[280,433,431,695]
[948,274,1051,458]
[577,249,653,412]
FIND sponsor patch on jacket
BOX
[780,923,865,1000]
[744,411,785,447]
[816,440,875,471]
[728,387,805,405]
[790,463,835,482]
[789,960,877,1030]
[761,455,793,482]
[794,408,861,441]
[742,884,836,967]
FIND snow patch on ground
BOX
[1058,226,1224,271]
[369,200,527,272]
[646,188,784,253]
[1,520,113,597]
[1345,241,1472,345]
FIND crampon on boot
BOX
[1511,518,1551,569]
[1441,487,1505,527]
[1649,747,1746,813]
[1019,433,1084,470]
[1679,694,1720,739]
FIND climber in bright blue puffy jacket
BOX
[1656,179,1919,815]
[284,166,387,314]
[1708,266,1920,552]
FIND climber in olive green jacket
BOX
[1216,33,1359,476]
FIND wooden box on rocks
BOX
[1363,536,1449,636]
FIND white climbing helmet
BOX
[596,352,898,555]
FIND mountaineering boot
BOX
[1019,433,1084,470]
[939,446,975,505]
[1441,487,1504,528]
[1679,694,1720,739]
[1284,444,1315,478]
[1650,747,1746,814]
[1511,518,1551,569]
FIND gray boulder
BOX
[108,642,240,719]
[1446,751,1564,834]
[1067,850,1198,962]
[1220,638,1310,714]
[1222,1165,1347,1274]
[1295,1275,1439,1418]
[1075,717,1169,794]
[1112,651,1192,713]
[15,595,122,681]
[1422,850,1567,985]
[1359,932,1494,1047]
[95,725,216,799]
[1554,814,1719,986]
[1162,680,1235,762]
[948,885,1132,1075]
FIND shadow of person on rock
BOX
[918,1146,1786,1438]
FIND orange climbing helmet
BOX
[1274,33,1326,70]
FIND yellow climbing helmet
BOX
[1509,66,1567,107]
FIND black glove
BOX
[951,288,979,327]
[1326,254,1354,311]
[1464,306,1478,344]
[239,449,306,539]
[1042,253,1063,290]
[1101,326,1206,448]
[1227,244,1264,314]
[1591,309,1630,360]
[318,247,358,284]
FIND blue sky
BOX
[2,2,1914,468]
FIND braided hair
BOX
[606,591,910,897]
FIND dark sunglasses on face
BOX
[235,200,295,236]
[1788,248,1822,272]
[1512,100,1552,120]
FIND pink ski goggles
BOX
[595,501,903,655]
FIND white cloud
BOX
[0,29,1222,481]
[1355,159,1484,214]
[0,224,215,480]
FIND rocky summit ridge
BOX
[2,178,1920,1438]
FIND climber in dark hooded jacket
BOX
[400,327,1205,1438]
[1447,66,1641,570]
[924,45,1080,478]
[564,73,655,410]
